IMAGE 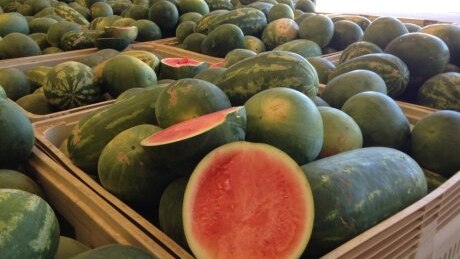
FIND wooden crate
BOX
[22,146,176,258]
[0,43,223,122]
[33,106,194,259]
[33,100,459,258]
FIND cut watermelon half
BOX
[141,106,246,175]
[159,57,209,80]
[183,141,315,259]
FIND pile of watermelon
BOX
[45,48,459,258]
[0,48,217,115]
[0,98,156,258]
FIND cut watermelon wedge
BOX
[141,106,246,175]
[183,141,315,259]
[159,57,209,80]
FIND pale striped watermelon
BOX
[43,61,102,110]
[0,189,60,259]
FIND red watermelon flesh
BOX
[162,57,204,67]
[144,106,241,145]
[183,141,314,259]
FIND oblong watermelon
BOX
[217,50,319,105]
[183,141,315,258]
[301,147,427,257]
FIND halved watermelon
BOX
[141,106,246,175]
[159,57,209,80]
[183,141,314,258]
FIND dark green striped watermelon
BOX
[328,53,409,98]
[207,8,267,36]
[0,189,60,259]
[261,18,299,50]
[217,50,319,105]
[421,24,460,66]
[68,86,166,174]
[416,72,460,111]
[339,41,383,64]
[98,124,174,209]
[301,147,427,257]
[44,61,102,110]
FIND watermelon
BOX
[329,14,371,31]
[44,61,102,110]
[267,3,293,22]
[0,169,45,198]
[0,99,34,169]
[306,56,335,84]
[158,177,189,249]
[222,48,257,68]
[342,91,411,150]
[16,93,56,115]
[328,53,410,98]
[55,4,89,25]
[404,23,422,33]
[103,26,138,42]
[301,147,427,257]
[273,39,322,58]
[98,124,174,209]
[183,141,314,258]
[362,16,408,49]
[339,41,383,64]
[90,2,113,19]
[0,12,29,36]
[148,0,179,37]
[70,244,155,259]
[177,0,209,15]
[155,78,231,128]
[317,106,362,158]
[141,106,246,174]
[244,87,323,164]
[205,0,233,11]
[134,19,162,42]
[194,9,229,34]
[175,20,196,44]
[0,85,6,99]
[294,0,315,12]
[54,236,90,259]
[321,69,387,109]
[207,8,267,37]
[217,51,319,105]
[0,189,60,259]
[416,72,460,111]
[243,35,266,53]
[0,33,41,59]
[60,30,99,51]
[101,55,157,97]
[159,57,209,80]
[411,110,460,177]
[385,32,450,99]
[328,20,363,51]
[420,23,460,66]
[95,37,130,51]
[68,86,165,174]
[30,32,50,50]
[0,68,31,101]
[261,18,299,50]
[118,50,161,72]
[193,67,227,84]
[299,14,334,47]
[179,12,203,23]
[28,17,57,33]
[46,21,81,48]
[246,2,274,17]
[182,32,206,53]
[201,23,245,57]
